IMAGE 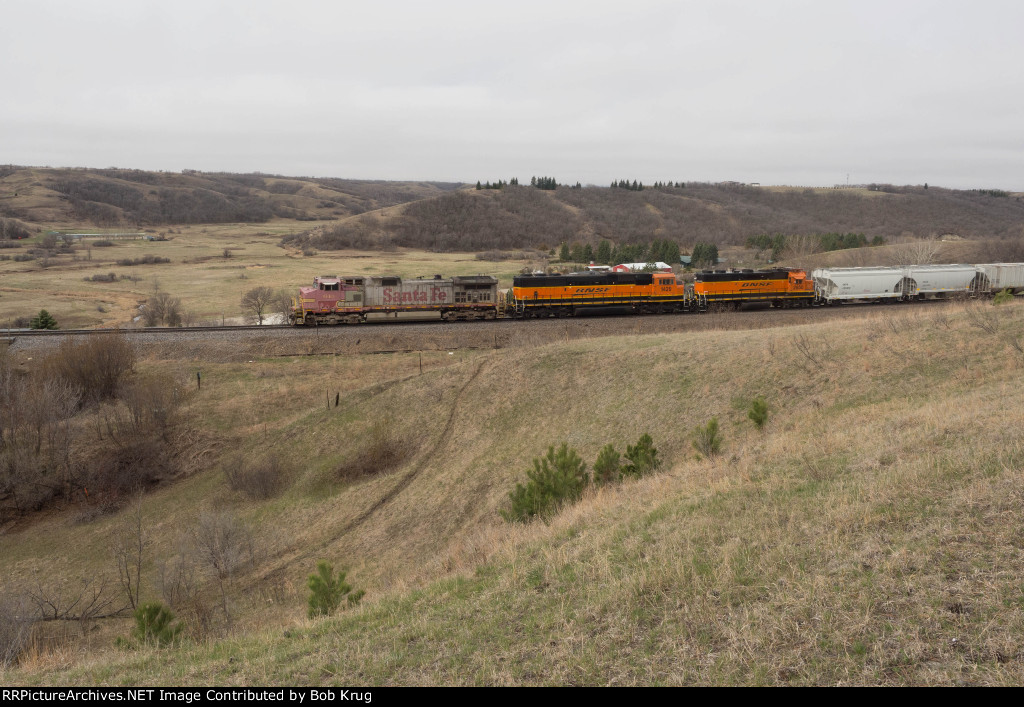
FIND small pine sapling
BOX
[501,443,589,523]
[621,434,660,478]
[693,417,722,458]
[130,602,182,647]
[593,444,621,486]
[748,397,769,430]
[307,561,363,619]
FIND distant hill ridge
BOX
[2,166,1022,252]
[0,165,462,227]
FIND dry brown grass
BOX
[2,300,1023,684]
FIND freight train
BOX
[289,263,1024,325]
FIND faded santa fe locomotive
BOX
[290,274,499,325]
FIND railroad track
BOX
[3,324,293,338]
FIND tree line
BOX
[746,232,887,261]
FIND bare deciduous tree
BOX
[0,592,34,667]
[28,575,123,635]
[143,291,183,327]
[894,235,942,266]
[112,500,147,611]
[782,233,822,262]
[192,510,255,632]
[274,289,294,325]
[241,286,275,325]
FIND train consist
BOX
[289,263,1024,325]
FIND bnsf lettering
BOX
[741,282,772,288]
[382,287,449,304]
[575,287,610,293]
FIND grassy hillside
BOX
[2,299,1023,685]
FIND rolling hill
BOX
[2,166,1022,256]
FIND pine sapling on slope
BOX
[593,444,621,486]
[748,397,769,431]
[307,561,364,619]
[621,433,660,478]
[130,602,182,647]
[501,443,589,523]
[693,417,722,458]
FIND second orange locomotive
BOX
[509,267,814,317]
[693,268,814,307]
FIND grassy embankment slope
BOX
[3,298,1023,685]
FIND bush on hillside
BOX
[502,443,589,523]
[748,397,769,430]
[621,433,660,478]
[42,332,135,403]
[693,417,723,458]
[307,562,364,619]
[128,601,182,647]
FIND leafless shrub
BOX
[794,334,827,370]
[274,289,294,324]
[968,302,1001,335]
[0,372,80,518]
[0,592,34,667]
[782,233,822,261]
[224,453,289,499]
[28,575,123,635]
[118,373,184,441]
[143,291,183,327]
[116,255,170,266]
[42,332,135,403]
[89,436,175,502]
[191,510,255,632]
[158,552,213,640]
[111,501,147,611]
[338,418,414,482]
[0,217,31,241]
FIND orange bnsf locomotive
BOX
[509,270,701,318]
[693,268,815,308]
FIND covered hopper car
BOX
[813,264,991,304]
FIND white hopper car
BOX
[974,263,1024,294]
[813,263,1023,303]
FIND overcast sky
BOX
[2,0,1022,189]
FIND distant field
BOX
[0,224,539,328]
